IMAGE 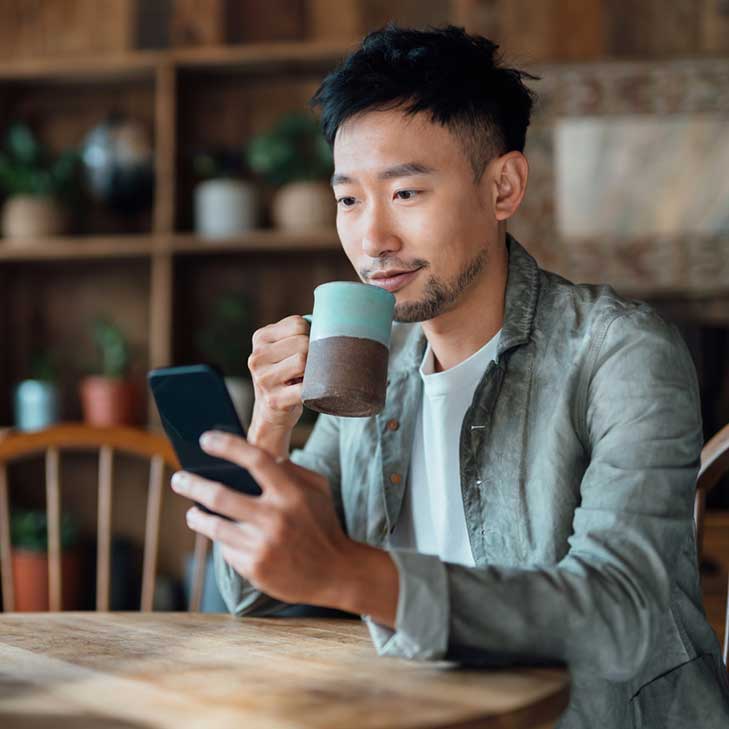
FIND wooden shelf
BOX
[172,41,354,72]
[0,236,157,261]
[0,41,353,82]
[0,230,341,262]
[169,230,341,255]
[0,51,161,82]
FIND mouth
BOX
[368,267,422,293]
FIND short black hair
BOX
[310,24,539,182]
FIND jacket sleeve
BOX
[366,310,703,681]
[214,413,343,616]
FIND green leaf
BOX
[93,318,129,378]
[0,123,78,198]
[195,291,255,376]
[10,510,78,552]
[6,123,40,166]
[245,111,332,186]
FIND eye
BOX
[394,190,420,201]
[336,196,357,208]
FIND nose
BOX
[360,204,402,259]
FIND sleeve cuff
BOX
[364,549,449,661]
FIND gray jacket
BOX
[215,236,729,728]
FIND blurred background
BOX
[0,0,727,630]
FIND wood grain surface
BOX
[0,613,569,729]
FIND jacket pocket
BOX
[630,653,729,729]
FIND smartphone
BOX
[148,364,262,514]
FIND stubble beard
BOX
[394,249,488,323]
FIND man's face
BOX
[332,108,497,323]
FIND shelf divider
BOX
[154,62,177,235]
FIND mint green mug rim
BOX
[303,281,395,325]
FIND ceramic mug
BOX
[301,282,396,417]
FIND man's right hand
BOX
[246,315,310,456]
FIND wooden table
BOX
[0,613,569,729]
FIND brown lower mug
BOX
[302,335,390,417]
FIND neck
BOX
[422,230,508,373]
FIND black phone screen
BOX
[148,364,262,501]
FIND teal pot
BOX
[14,380,60,431]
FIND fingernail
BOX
[186,508,199,526]
[200,431,220,448]
[171,472,187,490]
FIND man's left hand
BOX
[170,431,354,608]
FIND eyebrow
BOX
[330,162,437,187]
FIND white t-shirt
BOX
[389,330,501,566]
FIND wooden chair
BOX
[0,424,209,612]
[695,423,729,667]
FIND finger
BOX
[252,316,309,347]
[198,432,288,494]
[250,334,308,370]
[199,432,327,497]
[228,519,261,542]
[171,471,263,523]
[257,352,307,392]
[220,544,256,582]
[262,382,303,410]
[186,507,258,550]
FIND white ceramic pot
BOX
[194,178,259,239]
[271,181,335,231]
[13,380,60,431]
[1,195,67,241]
[224,377,255,429]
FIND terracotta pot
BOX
[11,548,82,611]
[79,376,137,427]
[1,195,67,241]
[271,181,335,231]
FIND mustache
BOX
[360,258,430,279]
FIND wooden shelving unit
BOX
[0,38,359,587]
[0,41,355,427]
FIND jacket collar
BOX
[388,234,540,374]
[497,234,540,357]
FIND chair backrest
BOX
[694,423,729,668]
[0,424,209,612]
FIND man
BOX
[171,25,729,727]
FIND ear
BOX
[491,152,529,222]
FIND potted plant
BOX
[246,111,335,231]
[79,317,137,427]
[0,122,79,241]
[10,509,81,611]
[196,291,256,427]
[13,352,61,432]
[192,147,259,239]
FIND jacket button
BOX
[389,472,402,485]
[386,419,399,431]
